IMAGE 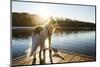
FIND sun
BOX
[36,6,51,21]
[39,9,50,18]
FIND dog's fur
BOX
[26,18,57,64]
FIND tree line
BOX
[12,12,95,29]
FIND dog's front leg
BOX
[49,36,53,64]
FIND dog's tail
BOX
[26,26,43,58]
[26,34,40,57]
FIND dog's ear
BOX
[49,17,57,25]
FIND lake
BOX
[12,29,96,59]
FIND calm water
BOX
[12,30,96,59]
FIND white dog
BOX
[26,18,57,64]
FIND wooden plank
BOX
[69,56,81,62]
[52,56,62,63]
[63,54,75,62]
[12,56,33,65]
[12,50,95,66]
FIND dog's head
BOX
[47,17,58,28]
[45,17,58,33]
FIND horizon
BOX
[12,1,96,23]
[12,12,95,24]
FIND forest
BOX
[12,12,96,29]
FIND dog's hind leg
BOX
[39,44,45,64]
[39,47,42,64]
[43,48,45,63]
[39,48,45,64]
[32,53,36,65]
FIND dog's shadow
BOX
[32,48,65,65]
[53,48,65,60]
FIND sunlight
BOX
[38,9,50,19]
[36,6,52,23]
[45,39,49,48]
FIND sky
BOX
[12,1,96,23]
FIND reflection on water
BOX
[51,30,96,57]
[12,30,96,59]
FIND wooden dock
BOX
[12,48,95,66]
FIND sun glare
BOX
[36,6,51,21]
[45,39,49,48]
[39,9,50,18]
